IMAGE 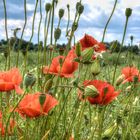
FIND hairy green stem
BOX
[16,0,27,67]
[24,0,38,72]
[102,0,118,42]
[112,17,129,85]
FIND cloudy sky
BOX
[0,0,140,45]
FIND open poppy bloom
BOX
[0,68,23,94]
[0,111,16,136]
[121,66,140,83]
[43,51,78,78]
[83,80,119,105]
[16,92,58,118]
[79,34,106,52]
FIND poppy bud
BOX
[125,85,132,92]
[75,42,81,57]
[39,93,46,106]
[110,40,118,53]
[45,3,51,13]
[72,22,78,31]
[24,73,36,88]
[102,122,117,139]
[78,4,84,15]
[91,59,101,76]
[85,85,99,98]
[116,74,125,86]
[45,79,53,92]
[72,77,79,87]
[125,8,132,18]
[54,28,61,40]
[81,47,94,63]
[59,9,64,19]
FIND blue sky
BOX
[0,0,140,45]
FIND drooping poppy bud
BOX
[59,9,64,19]
[44,79,53,92]
[116,74,125,86]
[81,47,94,63]
[45,3,51,13]
[75,42,81,57]
[90,59,101,76]
[24,73,36,88]
[54,28,61,40]
[125,85,132,92]
[39,93,46,106]
[125,8,132,18]
[85,85,99,98]
[102,122,117,139]
[110,40,118,53]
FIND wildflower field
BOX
[0,0,140,140]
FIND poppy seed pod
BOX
[24,73,36,88]
[75,42,82,57]
[54,28,61,40]
[76,2,81,12]
[81,47,94,63]
[72,22,78,31]
[59,9,64,19]
[125,8,132,18]
[78,4,84,15]
[39,93,46,106]
[45,79,53,92]
[45,3,51,13]
[91,59,101,76]
[85,85,99,98]
[67,4,70,10]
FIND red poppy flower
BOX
[121,66,140,83]
[16,92,58,118]
[43,51,78,78]
[0,68,23,94]
[79,34,106,52]
[83,80,119,105]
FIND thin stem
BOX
[102,0,118,42]
[16,0,27,67]
[44,10,52,65]
[24,0,38,72]
[2,0,8,40]
[112,17,129,85]
[37,0,42,88]
[66,6,70,36]
[50,0,55,45]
